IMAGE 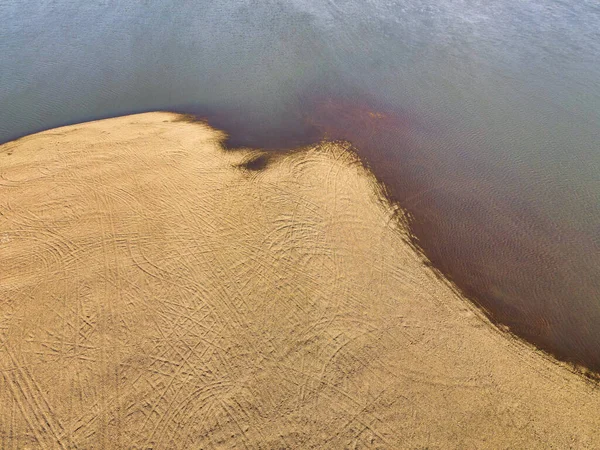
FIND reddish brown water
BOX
[2,0,600,379]
[309,97,600,375]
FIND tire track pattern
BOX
[1,113,599,449]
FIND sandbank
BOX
[0,112,599,448]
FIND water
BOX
[2,0,599,371]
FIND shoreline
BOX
[1,112,599,447]
[5,106,599,376]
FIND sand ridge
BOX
[0,112,599,448]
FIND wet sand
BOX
[186,94,600,375]
[1,112,599,448]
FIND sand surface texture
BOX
[1,112,599,449]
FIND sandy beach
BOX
[1,112,599,448]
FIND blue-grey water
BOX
[2,0,600,371]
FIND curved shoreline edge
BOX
[0,112,599,448]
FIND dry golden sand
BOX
[1,112,599,449]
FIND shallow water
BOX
[2,0,599,371]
